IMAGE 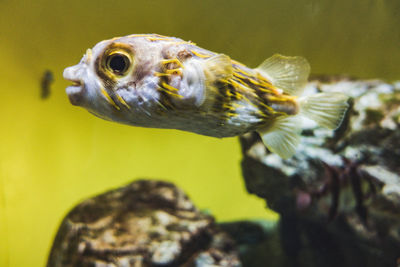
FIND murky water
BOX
[1,0,399,266]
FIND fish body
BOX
[64,34,349,158]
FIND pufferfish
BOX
[63,33,349,159]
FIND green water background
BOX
[0,0,399,266]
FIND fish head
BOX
[63,36,165,124]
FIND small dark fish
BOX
[40,70,54,99]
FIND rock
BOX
[240,77,400,267]
[219,220,284,267]
[47,180,241,267]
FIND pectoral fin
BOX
[203,54,234,82]
[200,54,234,108]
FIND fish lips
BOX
[66,83,86,106]
[63,65,86,106]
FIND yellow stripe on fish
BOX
[100,87,120,110]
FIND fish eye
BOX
[106,52,131,76]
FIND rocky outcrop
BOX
[240,76,400,267]
[47,180,240,267]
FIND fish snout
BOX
[63,64,85,106]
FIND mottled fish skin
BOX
[63,33,298,138]
[64,34,350,158]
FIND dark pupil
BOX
[109,55,127,73]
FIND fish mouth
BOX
[65,80,85,106]
[71,80,81,87]
[63,65,86,106]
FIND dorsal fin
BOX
[256,54,310,96]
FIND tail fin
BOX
[255,54,348,159]
[299,92,349,129]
